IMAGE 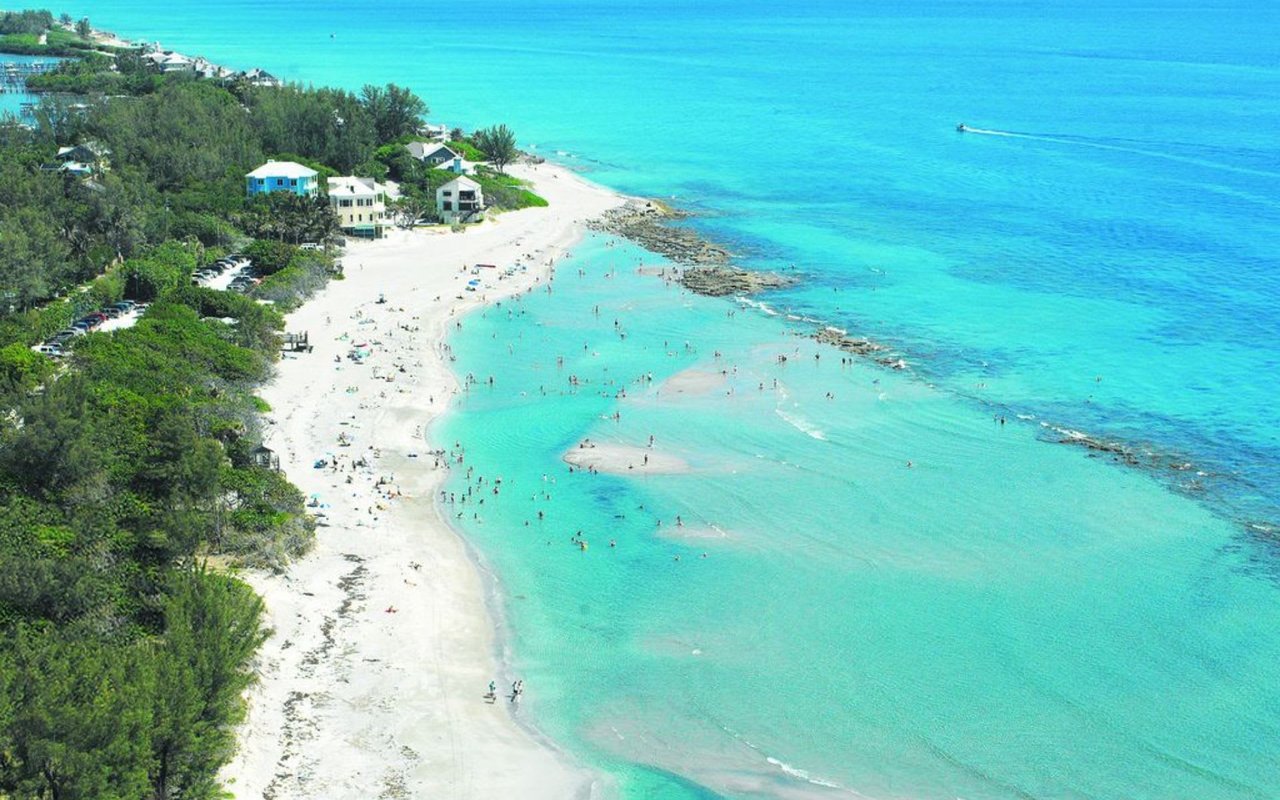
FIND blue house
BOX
[245,161,319,198]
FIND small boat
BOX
[956,123,968,132]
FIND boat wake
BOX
[957,126,1280,179]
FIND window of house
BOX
[291,179,298,186]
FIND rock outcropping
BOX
[677,265,794,297]
[589,200,731,265]
[812,327,907,369]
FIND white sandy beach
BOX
[221,163,624,799]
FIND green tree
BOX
[473,124,518,174]
[0,209,73,311]
[75,17,91,39]
[0,10,53,36]
[91,81,264,192]
[241,194,338,245]
[359,83,427,144]
[0,627,154,800]
[0,341,55,393]
[148,567,266,800]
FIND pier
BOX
[1,60,53,95]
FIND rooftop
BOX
[440,176,481,191]
[247,160,318,180]
[407,141,458,160]
[327,176,382,197]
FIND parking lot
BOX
[31,254,257,358]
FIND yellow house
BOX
[327,176,388,239]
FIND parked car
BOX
[35,344,64,356]
[61,327,87,337]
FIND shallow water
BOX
[66,1,1280,795]
[439,236,1280,798]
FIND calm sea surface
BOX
[68,1,1280,797]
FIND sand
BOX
[220,162,624,799]
[563,440,690,475]
[657,367,728,397]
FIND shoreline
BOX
[222,154,1270,800]
[222,161,625,799]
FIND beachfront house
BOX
[327,176,388,239]
[407,141,460,168]
[246,161,319,198]
[422,123,448,141]
[191,57,233,80]
[244,67,282,88]
[143,50,197,74]
[436,176,484,224]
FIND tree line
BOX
[0,17,460,799]
[0,47,540,800]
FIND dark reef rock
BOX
[676,265,794,297]
[589,200,732,266]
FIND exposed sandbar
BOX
[563,441,689,475]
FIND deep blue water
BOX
[63,1,1280,797]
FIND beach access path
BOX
[220,162,624,799]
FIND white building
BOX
[436,176,484,224]
[328,176,388,238]
[143,50,197,73]
[244,68,282,88]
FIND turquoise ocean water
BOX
[66,1,1280,797]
